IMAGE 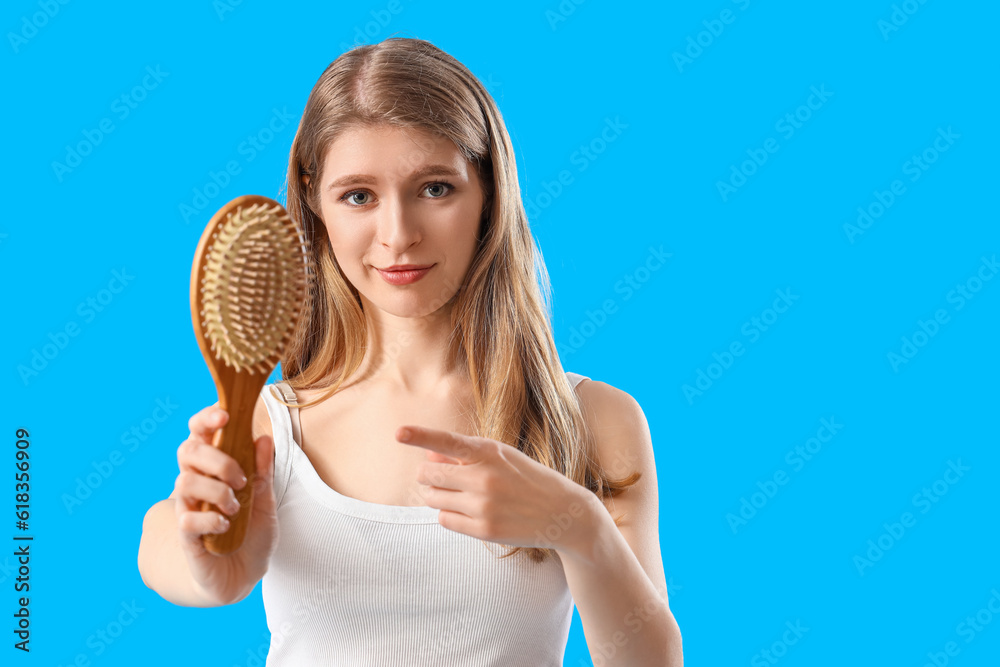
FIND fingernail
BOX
[219,516,229,529]
[398,428,412,442]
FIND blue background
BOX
[2,0,997,665]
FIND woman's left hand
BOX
[396,425,596,552]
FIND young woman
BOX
[138,37,682,666]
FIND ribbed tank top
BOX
[258,371,592,666]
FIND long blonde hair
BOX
[278,37,639,563]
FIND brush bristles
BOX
[200,201,310,374]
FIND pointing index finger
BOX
[396,425,479,463]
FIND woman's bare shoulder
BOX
[573,377,643,419]
[572,378,654,479]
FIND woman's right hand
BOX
[172,404,278,606]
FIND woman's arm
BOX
[138,495,243,607]
[137,394,276,607]
[557,381,683,667]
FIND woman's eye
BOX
[338,182,453,207]
[340,191,371,206]
[424,182,453,198]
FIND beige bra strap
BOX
[274,381,302,447]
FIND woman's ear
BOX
[301,173,311,189]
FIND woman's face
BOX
[316,124,486,318]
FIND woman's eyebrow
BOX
[327,164,461,190]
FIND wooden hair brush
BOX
[190,194,312,555]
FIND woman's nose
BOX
[377,195,421,251]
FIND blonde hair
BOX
[277,37,639,563]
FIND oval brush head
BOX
[190,194,312,555]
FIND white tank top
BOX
[258,371,591,665]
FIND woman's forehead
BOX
[322,126,471,184]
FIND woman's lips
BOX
[376,265,434,285]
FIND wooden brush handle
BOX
[199,369,269,555]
